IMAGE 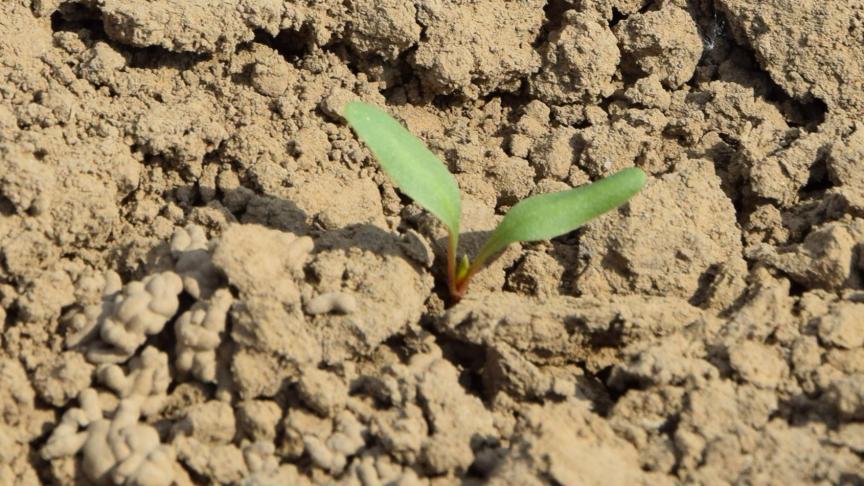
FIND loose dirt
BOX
[1,0,863,484]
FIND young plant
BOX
[343,101,646,301]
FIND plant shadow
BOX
[211,186,418,261]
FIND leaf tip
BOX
[623,166,648,188]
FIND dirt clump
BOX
[530,11,619,105]
[1,0,864,483]
[615,3,703,88]
[718,0,864,114]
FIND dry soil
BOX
[1,0,864,484]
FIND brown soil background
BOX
[1,0,863,484]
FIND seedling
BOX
[343,101,646,301]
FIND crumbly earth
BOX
[1,0,863,484]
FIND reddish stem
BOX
[451,265,478,303]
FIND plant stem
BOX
[450,239,502,301]
[452,270,471,301]
[447,232,458,299]
[451,260,480,302]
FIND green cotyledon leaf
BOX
[342,101,461,237]
[470,167,647,271]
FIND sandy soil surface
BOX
[1,0,863,484]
